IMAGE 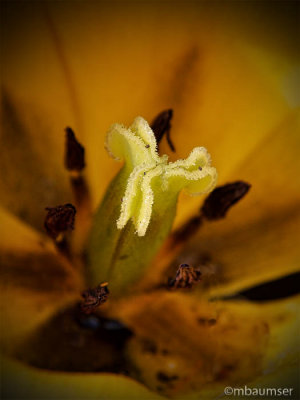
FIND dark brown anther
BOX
[80,282,109,314]
[151,109,175,152]
[69,175,91,207]
[44,203,76,240]
[198,317,217,326]
[64,127,92,249]
[168,264,201,289]
[65,127,85,172]
[201,181,251,220]
[156,371,179,383]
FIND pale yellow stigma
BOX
[106,117,217,236]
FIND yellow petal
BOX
[0,90,72,231]
[145,110,300,295]
[0,208,81,353]
[226,109,300,224]
[0,206,50,253]
[185,111,300,297]
[1,356,163,400]
[108,292,299,398]
[2,2,297,218]
[177,203,300,299]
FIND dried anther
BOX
[156,371,179,383]
[201,181,251,220]
[80,282,109,314]
[168,264,201,289]
[44,204,76,239]
[65,127,85,172]
[151,109,175,152]
[198,317,217,326]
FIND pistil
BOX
[88,116,217,295]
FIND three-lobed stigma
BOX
[105,117,217,236]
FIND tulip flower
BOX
[1,1,299,399]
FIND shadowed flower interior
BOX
[0,1,299,399]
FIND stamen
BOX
[171,181,250,244]
[80,282,109,314]
[64,127,92,252]
[168,264,201,289]
[171,215,203,243]
[159,182,250,283]
[198,317,217,326]
[151,109,175,152]
[65,127,85,172]
[44,203,76,239]
[44,203,76,257]
[201,181,251,220]
[156,371,179,383]
[64,127,90,205]
[70,175,90,207]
